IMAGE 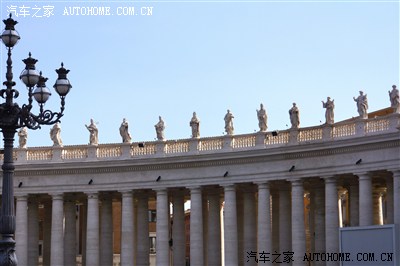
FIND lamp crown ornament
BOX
[21,52,38,70]
[3,13,17,30]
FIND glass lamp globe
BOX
[33,74,51,104]
[1,15,20,48]
[33,86,52,104]
[54,63,72,97]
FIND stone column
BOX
[223,185,238,265]
[50,193,64,266]
[257,183,272,260]
[385,176,394,224]
[172,189,186,266]
[313,180,325,266]
[43,201,52,266]
[291,179,306,266]
[243,186,257,266]
[137,191,150,266]
[207,189,221,266]
[392,170,400,225]
[349,181,359,226]
[120,190,134,266]
[15,195,28,266]
[64,197,77,266]
[100,193,114,266]
[156,189,170,266]
[324,177,339,266]
[86,193,100,266]
[189,186,204,266]
[28,197,39,266]
[358,173,373,226]
[279,182,291,253]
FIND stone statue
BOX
[50,122,63,147]
[18,127,28,149]
[322,97,335,124]
[224,110,234,135]
[190,112,200,138]
[389,85,400,113]
[353,91,368,119]
[85,119,98,145]
[155,116,165,141]
[119,118,132,143]
[256,103,268,132]
[289,103,300,129]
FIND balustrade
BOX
[97,145,122,158]
[5,114,398,163]
[332,123,356,138]
[232,134,256,148]
[131,143,156,156]
[366,117,390,133]
[265,131,289,145]
[298,127,323,142]
[198,137,223,151]
[165,141,189,154]
[27,149,52,161]
[61,147,88,160]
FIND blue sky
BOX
[0,0,399,147]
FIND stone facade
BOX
[6,109,400,266]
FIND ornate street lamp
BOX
[0,14,71,265]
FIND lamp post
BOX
[0,14,71,265]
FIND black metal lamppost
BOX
[0,14,71,265]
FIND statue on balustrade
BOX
[18,127,28,149]
[389,85,400,113]
[85,118,99,145]
[289,103,300,129]
[256,103,268,132]
[155,116,165,141]
[50,122,63,147]
[322,97,335,124]
[190,112,200,138]
[224,109,234,135]
[119,118,132,143]
[353,91,368,119]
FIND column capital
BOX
[155,188,168,196]
[223,184,236,192]
[15,194,28,200]
[256,182,270,190]
[290,178,304,186]
[322,176,337,183]
[50,193,64,200]
[389,169,400,178]
[354,172,373,179]
[188,186,202,192]
[85,192,98,199]
[119,190,134,200]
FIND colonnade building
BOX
[6,105,400,266]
